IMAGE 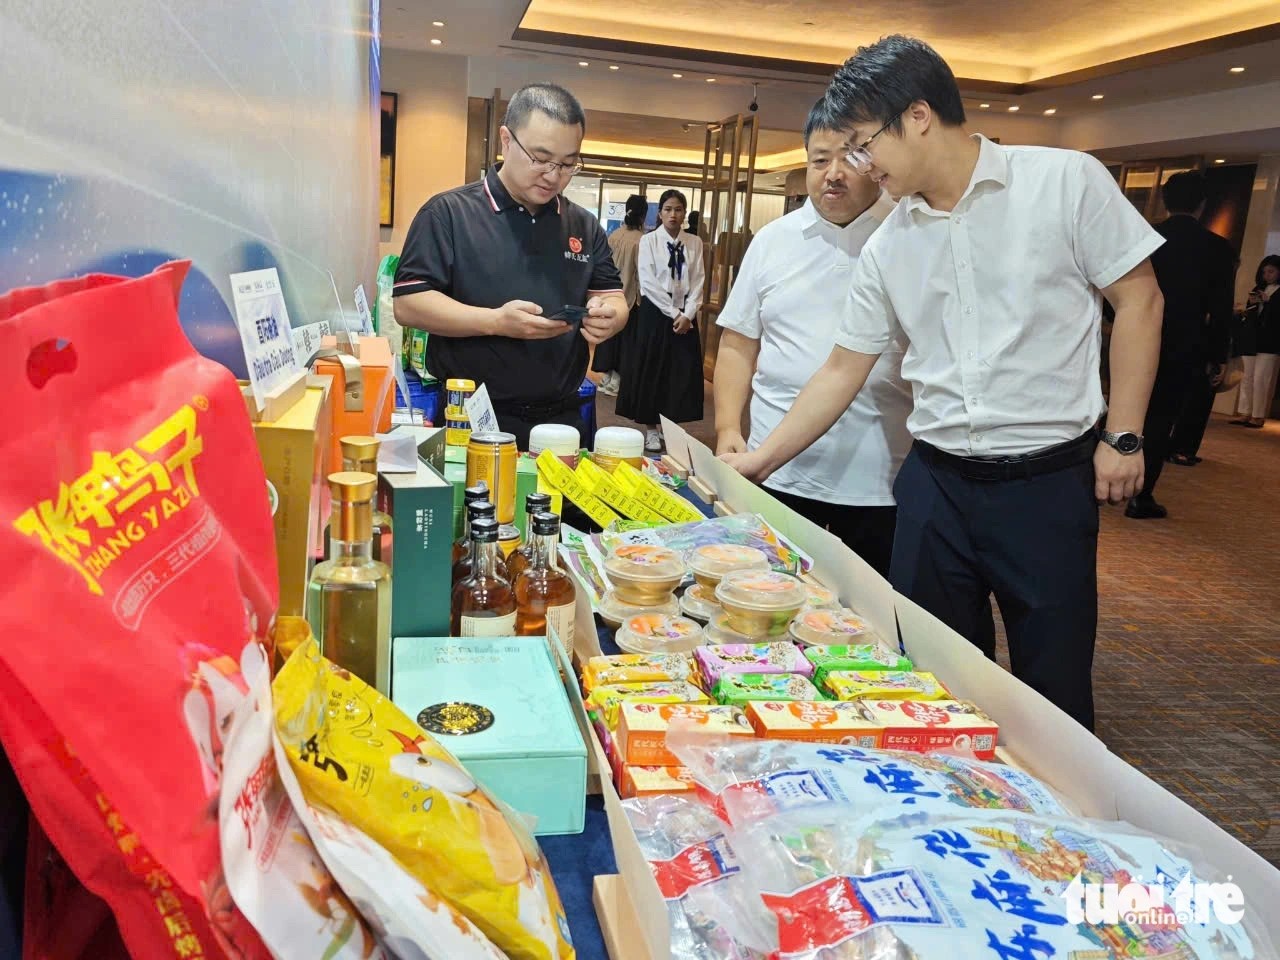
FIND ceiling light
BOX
[578,61,589,67]
[1007,105,1020,112]
[706,78,717,83]
[1091,94,1105,100]
[1043,108,1056,115]
[431,20,443,27]
[979,103,990,109]
[672,73,683,78]
[429,38,441,45]
[1229,66,1246,73]
[1214,158,1226,164]
[609,64,619,70]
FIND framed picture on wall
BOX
[381,92,398,228]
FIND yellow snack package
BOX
[273,639,575,960]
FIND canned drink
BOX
[446,378,477,409]
[444,403,470,423]
[466,432,518,524]
[445,426,472,447]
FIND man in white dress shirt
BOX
[723,36,1165,730]
[714,99,912,576]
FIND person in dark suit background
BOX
[1127,171,1236,519]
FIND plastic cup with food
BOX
[715,569,808,638]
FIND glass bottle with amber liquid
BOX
[307,471,392,693]
[451,517,517,637]
[337,435,392,564]
[452,484,491,566]
[505,491,554,583]
[515,511,577,662]
[452,499,508,585]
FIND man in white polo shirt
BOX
[723,36,1165,730]
[714,98,911,576]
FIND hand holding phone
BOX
[548,304,589,324]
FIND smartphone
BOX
[548,304,588,324]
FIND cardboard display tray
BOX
[575,430,1280,959]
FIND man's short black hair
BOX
[1162,171,1207,215]
[503,83,586,133]
[825,35,966,138]
[803,97,841,148]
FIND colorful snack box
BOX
[616,703,754,767]
[863,699,999,760]
[619,765,697,799]
[586,680,710,730]
[803,643,913,685]
[745,700,883,746]
[821,670,950,702]
[582,653,697,692]
[713,672,824,706]
[693,642,813,689]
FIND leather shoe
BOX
[1125,497,1168,519]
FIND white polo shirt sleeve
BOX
[716,236,767,338]
[834,240,900,355]
[1073,152,1165,290]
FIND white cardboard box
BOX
[582,467,1280,958]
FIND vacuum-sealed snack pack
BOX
[219,642,386,959]
[670,736,1066,828]
[273,639,575,960]
[622,795,770,959]
[0,263,279,955]
[733,808,1269,959]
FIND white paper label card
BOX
[231,268,302,407]
[293,319,332,364]
[464,383,501,435]
[354,284,374,335]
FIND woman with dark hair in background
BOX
[1233,254,1280,427]
[593,194,647,396]
[616,189,705,451]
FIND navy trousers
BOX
[890,445,1099,730]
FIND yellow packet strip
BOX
[614,461,705,523]
[576,458,667,523]
[536,450,621,528]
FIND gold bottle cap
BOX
[328,471,378,502]
[339,435,380,468]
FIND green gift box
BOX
[378,460,453,639]
[391,635,587,835]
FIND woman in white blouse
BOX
[615,189,705,452]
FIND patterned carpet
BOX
[599,388,1280,866]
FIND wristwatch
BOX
[1100,430,1143,455]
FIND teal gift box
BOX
[378,460,453,639]
[391,635,587,835]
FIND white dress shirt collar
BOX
[799,194,896,239]
[903,135,1010,219]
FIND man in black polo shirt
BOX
[392,83,628,448]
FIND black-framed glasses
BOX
[845,110,907,174]
[508,129,584,178]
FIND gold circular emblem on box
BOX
[418,702,494,736]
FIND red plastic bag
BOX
[0,263,279,954]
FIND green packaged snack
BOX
[713,672,823,706]
[803,643,913,687]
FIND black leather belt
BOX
[915,429,1098,481]
[493,394,581,421]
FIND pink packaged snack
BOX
[693,642,812,689]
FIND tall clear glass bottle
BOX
[505,491,554,584]
[515,511,577,662]
[452,483,491,566]
[452,499,507,585]
[306,471,392,693]
[339,435,393,564]
[451,517,516,637]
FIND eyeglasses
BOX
[845,110,907,174]
[507,129,584,178]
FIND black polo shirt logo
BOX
[565,236,590,263]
